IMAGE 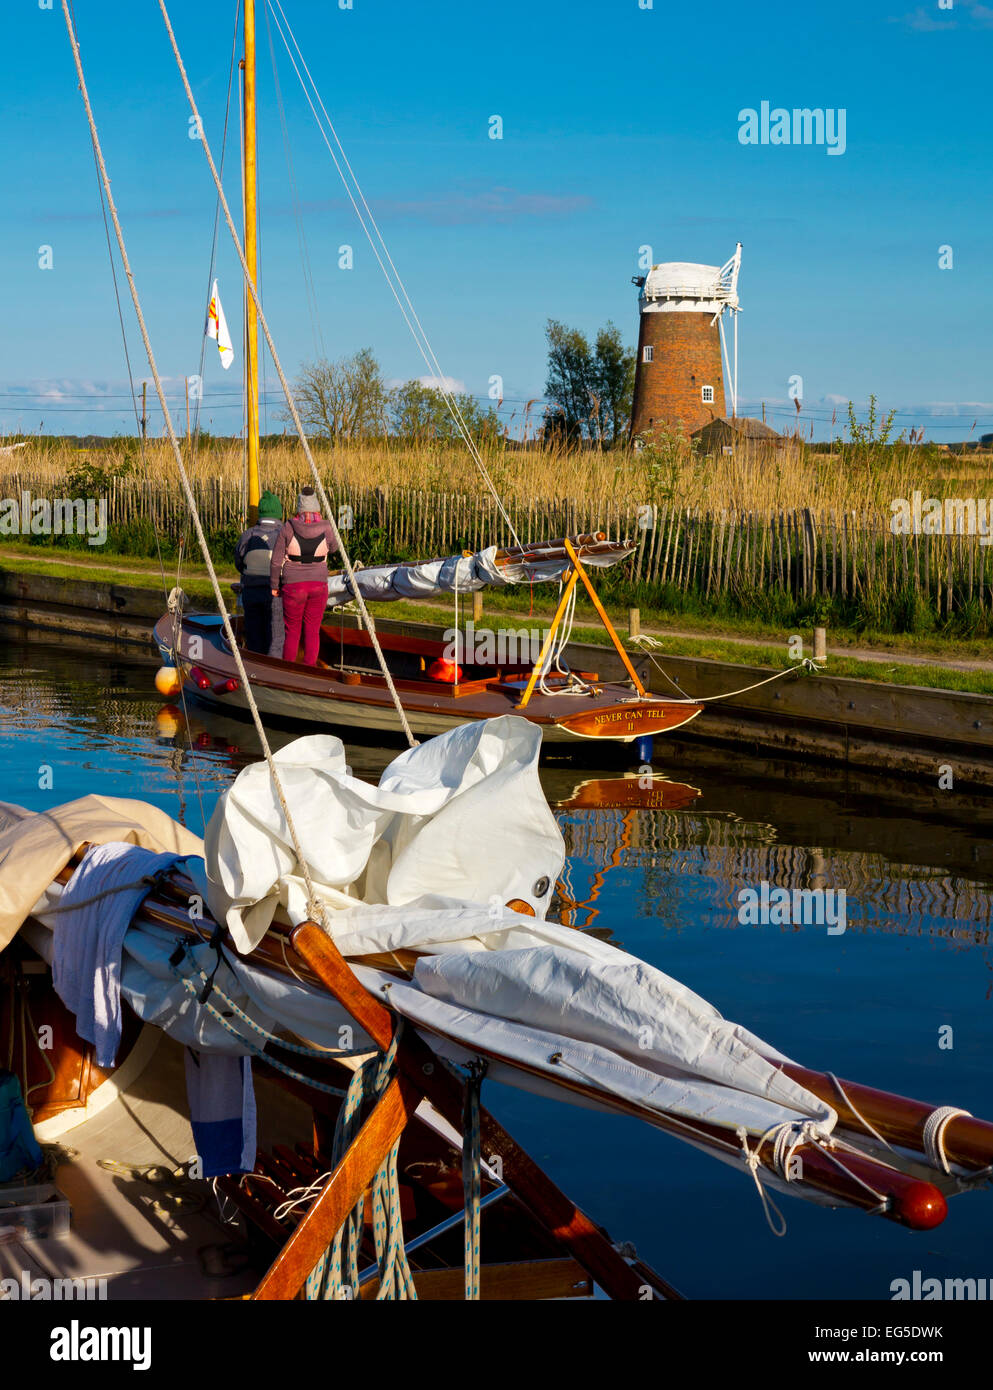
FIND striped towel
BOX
[184,1050,256,1178]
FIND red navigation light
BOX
[189,665,212,690]
[428,657,462,684]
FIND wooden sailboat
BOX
[10,842,993,1289]
[156,533,703,745]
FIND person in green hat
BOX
[235,490,284,654]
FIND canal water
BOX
[2,634,992,1300]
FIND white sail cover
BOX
[199,716,836,1147]
[325,543,634,609]
[10,716,836,1184]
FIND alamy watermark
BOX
[892,1271,991,1300]
[1,1270,107,1301]
[737,880,847,934]
[443,621,548,667]
[738,102,846,156]
[0,489,107,546]
[890,491,993,545]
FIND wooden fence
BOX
[3,473,992,615]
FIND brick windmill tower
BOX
[629,243,741,441]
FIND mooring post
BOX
[472,590,483,624]
[628,607,640,638]
[814,626,827,662]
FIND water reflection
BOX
[2,636,993,1297]
[2,638,992,958]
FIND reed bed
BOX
[4,436,993,630]
[7,435,992,516]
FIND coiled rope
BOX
[538,583,593,699]
[922,1106,971,1176]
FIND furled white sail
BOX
[197,716,836,1149]
[325,542,635,609]
[10,716,838,1198]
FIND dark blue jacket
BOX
[235,519,282,589]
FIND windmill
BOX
[629,242,742,439]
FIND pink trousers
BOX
[281,580,327,665]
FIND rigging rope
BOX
[190,0,242,460]
[462,1060,486,1300]
[263,0,325,361]
[155,0,418,750]
[306,1024,418,1301]
[60,1,390,966]
[264,0,522,548]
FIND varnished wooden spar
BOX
[323,533,635,585]
[392,1017,950,1231]
[781,1063,993,1176]
[253,1071,421,1300]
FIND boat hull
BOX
[153,612,703,745]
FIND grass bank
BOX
[2,542,990,697]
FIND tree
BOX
[544,320,595,444]
[292,348,388,441]
[592,323,636,446]
[543,319,635,447]
[389,380,500,443]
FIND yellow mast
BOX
[243,0,260,522]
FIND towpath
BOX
[3,546,991,675]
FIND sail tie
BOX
[922,1106,971,1176]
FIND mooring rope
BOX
[631,634,822,702]
[155,0,418,749]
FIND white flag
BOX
[205,279,234,370]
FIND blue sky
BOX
[1,0,991,441]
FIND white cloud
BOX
[417,375,465,394]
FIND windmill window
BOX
[642,345,654,363]
[701,385,715,404]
